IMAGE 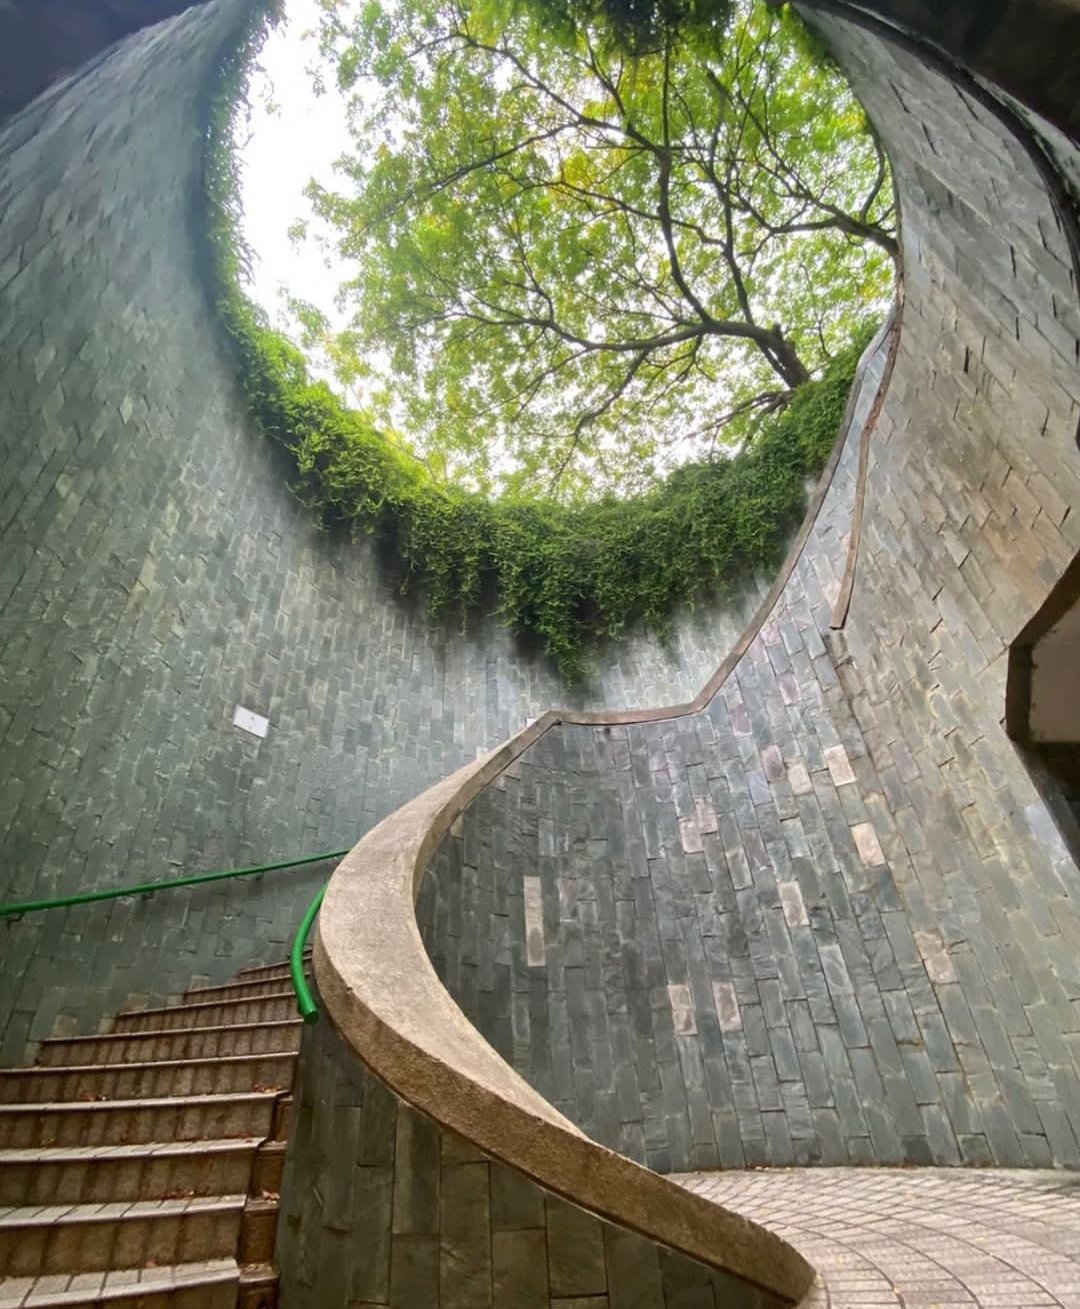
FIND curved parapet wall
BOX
[287,755,814,1308]
[282,1010,803,1309]
[280,313,894,1309]
[291,3,1080,1304]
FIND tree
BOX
[298,0,895,499]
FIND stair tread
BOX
[0,1257,237,1307]
[0,1093,278,1125]
[0,1195,246,1228]
[40,1020,302,1046]
[238,1259,276,1281]
[1,1052,295,1079]
[0,1137,265,1164]
[118,993,294,1019]
[182,978,303,1000]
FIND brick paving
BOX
[679,1170,1080,1309]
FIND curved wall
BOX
[0,0,204,119]
[273,0,1080,1304]
[415,9,1080,1172]
[0,0,766,1061]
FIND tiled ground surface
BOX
[679,1170,1080,1309]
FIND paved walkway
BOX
[677,1170,1080,1309]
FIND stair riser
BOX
[0,1055,296,1103]
[0,1100,275,1149]
[39,1025,302,1067]
[239,1207,278,1265]
[0,1146,256,1206]
[114,998,296,1033]
[0,1207,242,1277]
[238,1273,279,1309]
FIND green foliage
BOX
[205,4,877,683]
[303,0,894,499]
[522,0,734,56]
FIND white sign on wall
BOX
[232,704,269,739]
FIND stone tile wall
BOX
[798,0,1080,144]
[0,0,765,1060]
[0,0,206,119]
[418,14,1080,1172]
[276,1009,789,1309]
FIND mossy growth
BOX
[203,3,879,683]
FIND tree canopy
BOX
[207,0,894,680]
[292,0,894,500]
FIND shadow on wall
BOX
[0,0,203,118]
[795,0,1080,143]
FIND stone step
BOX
[0,1052,297,1104]
[0,1257,239,1308]
[0,1138,263,1207]
[232,966,292,984]
[113,995,296,1034]
[270,1097,291,1144]
[251,1142,285,1198]
[0,1094,276,1149]
[181,977,300,1004]
[0,1195,245,1278]
[238,1197,278,1266]
[37,1022,302,1067]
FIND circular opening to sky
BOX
[239,0,895,504]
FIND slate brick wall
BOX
[277,1002,789,1309]
[417,14,1080,1171]
[0,0,763,1061]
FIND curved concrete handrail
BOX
[312,320,901,1306]
[316,748,815,1303]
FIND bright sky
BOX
[239,0,346,337]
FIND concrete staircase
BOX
[0,955,308,1308]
